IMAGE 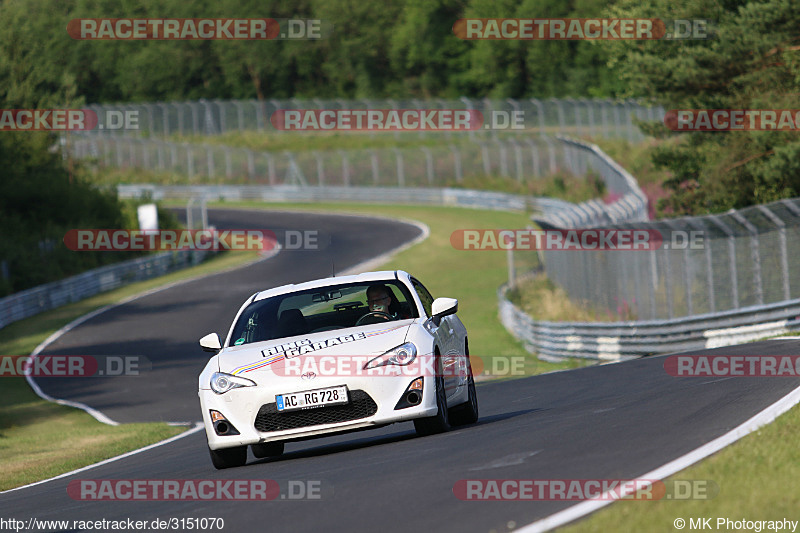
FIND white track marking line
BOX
[0,423,203,495]
[515,383,800,532]
[26,246,280,426]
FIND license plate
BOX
[276,386,349,412]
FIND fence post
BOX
[757,205,790,301]
[542,136,558,174]
[225,147,233,179]
[393,149,405,187]
[663,234,674,319]
[530,98,546,137]
[708,216,739,309]
[265,153,276,185]
[494,138,509,177]
[688,218,715,313]
[509,138,524,181]
[549,98,566,135]
[566,97,581,137]
[731,211,763,306]
[664,219,693,316]
[368,150,378,185]
[449,144,463,182]
[339,150,351,186]
[507,248,516,288]
[247,150,255,180]
[580,98,595,138]
[314,151,325,185]
[233,101,244,131]
[270,99,282,134]
[481,142,491,175]
[206,145,215,179]
[186,145,195,180]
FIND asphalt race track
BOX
[3,208,800,532]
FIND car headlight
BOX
[364,342,417,369]
[210,372,256,394]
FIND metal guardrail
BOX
[0,250,210,330]
[114,184,643,234]
[536,136,649,228]
[499,282,800,361]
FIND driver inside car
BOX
[364,284,409,322]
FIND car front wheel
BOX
[449,366,478,426]
[251,441,285,458]
[209,445,247,469]
[414,374,450,436]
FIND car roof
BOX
[251,270,410,302]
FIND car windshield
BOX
[228,280,418,346]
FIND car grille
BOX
[254,389,378,432]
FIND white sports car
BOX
[198,270,478,469]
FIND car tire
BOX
[414,374,451,436]
[208,445,247,469]
[251,441,285,459]
[449,365,478,426]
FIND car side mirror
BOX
[431,297,458,319]
[199,333,222,353]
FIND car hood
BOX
[216,320,415,376]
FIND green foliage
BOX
[0,0,625,103]
[0,132,132,295]
[605,0,800,214]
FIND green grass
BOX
[562,402,800,532]
[172,130,476,152]
[168,128,582,154]
[507,273,629,322]
[0,250,259,491]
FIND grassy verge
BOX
[563,401,800,532]
[168,128,579,153]
[506,273,627,322]
[591,136,677,219]
[0,250,259,491]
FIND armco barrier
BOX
[114,184,639,231]
[499,283,800,361]
[0,250,209,330]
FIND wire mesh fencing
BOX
[532,198,800,321]
[69,135,576,186]
[80,97,664,143]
